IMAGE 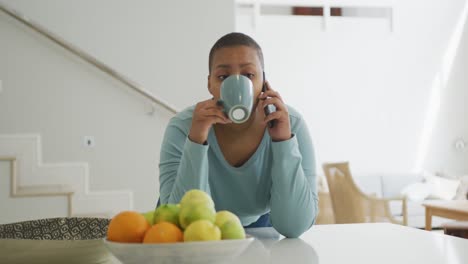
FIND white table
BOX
[235,223,468,264]
[108,223,468,264]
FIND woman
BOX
[159,32,317,238]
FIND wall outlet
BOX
[83,136,95,148]
[454,138,466,152]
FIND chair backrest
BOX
[322,162,370,224]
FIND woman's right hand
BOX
[188,99,231,144]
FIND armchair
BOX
[322,162,408,225]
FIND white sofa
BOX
[352,173,465,228]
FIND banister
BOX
[0,3,178,114]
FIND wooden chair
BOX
[316,191,335,224]
[322,162,408,225]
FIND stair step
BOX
[1,134,133,219]
[14,184,75,196]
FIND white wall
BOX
[236,0,468,174]
[0,0,234,222]
[1,0,235,110]
[423,4,468,176]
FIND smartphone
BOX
[262,72,276,128]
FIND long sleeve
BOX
[269,119,318,238]
[159,119,211,204]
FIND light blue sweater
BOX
[159,105,318,238]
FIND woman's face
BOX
[208,45,264,100]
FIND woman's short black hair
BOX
[208,32,264,73]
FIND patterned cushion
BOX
[454,175,468,200]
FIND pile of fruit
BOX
[106,189,246,243]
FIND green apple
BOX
[154,203,180,227]
[179,203,216,229]
[142,210,156,225]
[180,189,215,208]
[215,210,245,239]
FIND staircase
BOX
[0,134,133,219]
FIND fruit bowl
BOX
[0,217,111,264]
[103,236,255,264]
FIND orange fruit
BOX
[107,211,150,243]
[143,221,183,243]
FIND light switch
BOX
[454,138,466,151]
[83,136,95,148]
[0,80,3,93]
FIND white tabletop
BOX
[236,223,468,264]
[108,223,468,264]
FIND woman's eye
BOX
[243,73,255,79]
[218,75,228,80]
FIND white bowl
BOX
[0,218,111,264]
[103,237,255,264]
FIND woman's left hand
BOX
[257,82,291,142]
